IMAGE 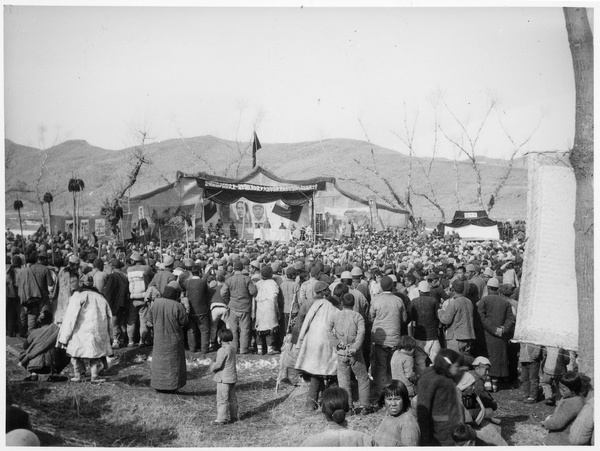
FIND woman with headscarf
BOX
[148,281,189,392]
[57,273,113,383]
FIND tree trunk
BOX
[564,7,594,377]
[39,201,47,228]
[17,209,24,239]
[73,195,78,254]
[47,202,52,236]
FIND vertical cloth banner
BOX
[513,154,578,350]
[252,131,262,168]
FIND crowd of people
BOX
[5,221,593,446]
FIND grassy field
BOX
[7,339,551,447]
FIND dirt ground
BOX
[6,336,553,446]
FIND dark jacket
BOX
[184,276,210,316]
[416,367,464,446]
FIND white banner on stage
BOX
[513,155,578,350]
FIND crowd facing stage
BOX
[5,222,593,446]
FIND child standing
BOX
[519,343,542,404]
[326,292,371,413]
[210,329,238,425]
[390,336,418,398]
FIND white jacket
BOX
[58,289,113,359]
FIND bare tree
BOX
[34,124,65,228]
[322,121,417,228]
[100,125,153,239]
[438,96,496,211]
[564,7,593,378]
[486,113,542,212]
[437,95,540,214]
[394,104,447,222]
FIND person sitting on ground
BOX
[542,370,591,446]
[374,380,420,446]
[457,371,506,446]
[19,310,69,382]
[451,424,479,446]
[469,356,498,411]
[569,392,594,445]
[300,386,375,447]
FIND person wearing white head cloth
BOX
[57,274,113,383]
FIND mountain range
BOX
[4,135,528,226]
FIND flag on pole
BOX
[252,131,262,168]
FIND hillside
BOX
[4,136,528,226]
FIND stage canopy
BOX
[443,210,500,240]
[126,166,409,240]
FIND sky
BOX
[3,2,588,160]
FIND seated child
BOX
[469,356,498,411]
[542,371,590,446]
[457,372,507,446]
[390,336,418,397]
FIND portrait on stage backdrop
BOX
[251,203,266,227]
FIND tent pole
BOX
[311,192,315,242]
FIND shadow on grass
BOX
[239,391,293,421]
[500,414,530,445]
[116,373,152,387]
[9,383,178,447]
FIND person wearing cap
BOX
[465,264,486,300]
[57,274,113,383]
[220,260,257,354]
[147,282,188,392]
[326,292,372,413]
[184,264,211,353]
[438,279,475,357]
[91,258,108,293]
[126,252,154,347]
[52,255,81,327]
[295,280,339,410]
[16,251,55,336]
[177,257,196,288]
[457,372,507,446]
[469,356,499,411]
[477,278,515,392]
[410,280,441,375]
[148,255,177,296]
[369,275,408,403]
[102,258,130,349]
[427,272,450,306]
[253,265,282,355]
[298,264,322,309]
[350,266,370,302]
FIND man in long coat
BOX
[477,278,515,391]
[148,282,188,392]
